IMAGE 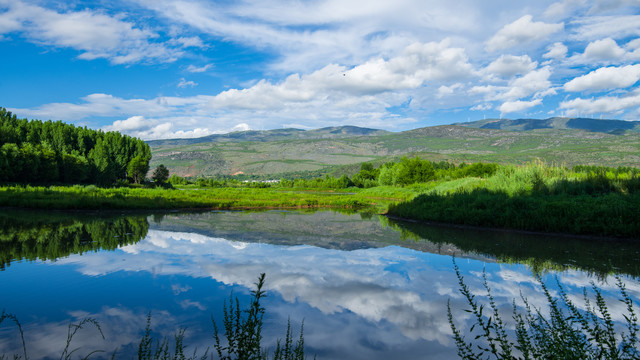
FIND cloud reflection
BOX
[16,217,634,360]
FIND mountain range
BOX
[148,117,640,178]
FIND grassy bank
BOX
[2,161,638,239]
[0,184,410,212]
[387,162,640,238]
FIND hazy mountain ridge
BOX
[148,119,640,177]
[454,117,640,133]
[148,125,390,147]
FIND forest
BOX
[0,108,150,186]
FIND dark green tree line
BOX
[0,107,151,185]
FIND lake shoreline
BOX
[384,214,640,242]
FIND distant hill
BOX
[148,125,390,147]
[148,120,640,178]
[455,117,640,134]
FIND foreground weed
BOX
[137,314,207,360]
[448,260,640,359]
[213,273,306,360]
[0,310,27,360]
[1,274,308,360]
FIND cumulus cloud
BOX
[564,64,640,92]
[0,0,182,64]
[499,99,543,114]
[104,115,149,131]
[543,42,569,59]
[560,88,640,116]
[8,0,640,135]
[583,38,626,61]
[210,40,474,111]
[484,55,538,79]
[501,67,554,100]
[103,117,216,140]
[437,83,464,97]
[486,15,563,52]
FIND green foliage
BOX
[0,184,378,211]
[0,107,151,186]
[138,314,208,360]
[387,161,640,238]
[213,273,306,360]
[449,261,640,359]
[152,164,170,185]
[128,155,150,184]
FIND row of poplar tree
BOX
[0,108,151,186]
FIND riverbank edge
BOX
[3,185,637,240]
[383,214,639,243]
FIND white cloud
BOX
[571,15,640,41]
[9,93,214,121]
[499,98,543,114]
[437,83,463,97]
[186,64,213,73]
[583,37,626,61]
[231,123,251,132]
[104,115,149,131]
[564,64,640,92]
[470,103,492,111]
[135,0,549,75]
[484,55,538,79]
[501,67,554,100]
[178,78,198,88]
[0,1,182,64]
[560,89,640,116]
[210,40,474,109]
[544,0,587,18]
[9,0,640,136]
[169,36,206,48]
[543,42,568,59]
[106,120,216,140]
[486,15,563,52]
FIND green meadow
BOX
[2,160,638,239]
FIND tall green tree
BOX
[127,155,150,184]
[1,107,151,186]
[152,164,169,185]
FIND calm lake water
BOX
[1,209,639,359]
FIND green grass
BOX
[3,161,638,238]
[387,162,640,238]
[0,185,398,212]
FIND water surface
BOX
[1,210,638,359]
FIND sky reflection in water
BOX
[0,210,638,360]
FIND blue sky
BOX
[1,0,639,139]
